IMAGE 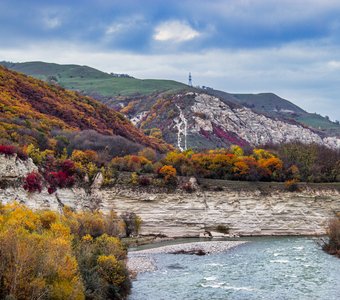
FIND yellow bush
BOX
[0,202,131,299]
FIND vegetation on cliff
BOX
[109,143,340,184]
[0,202,131,299]
[2,139,340,197]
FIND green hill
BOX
[0,61,187,98]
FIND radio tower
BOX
[188,72,192,87]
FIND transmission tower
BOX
[188,72,192,87]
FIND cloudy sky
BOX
[1,0,340,120]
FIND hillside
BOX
[2,61,339,137]
[119,91,340,150]
[0,61,188,98]
[0,65,170,153]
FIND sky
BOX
[1,0,340,120]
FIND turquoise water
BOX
[129,237,340,300]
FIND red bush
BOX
[60,159,75,175]
[46,171,75,193]
[0,145,28,160]
[23,172,42,193]
[48,186,57,194]
[0,145,16,156]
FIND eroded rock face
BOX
[128,92,340,149]
[99,187,340,237]
[0,154,37,180]
[1,184,338,237]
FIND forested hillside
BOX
[0,66,171,155]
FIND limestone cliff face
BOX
[0,183,339,237]
[0,155,339,237]
[98,187,340,237]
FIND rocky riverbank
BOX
[127,240,247,274]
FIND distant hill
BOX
[2,60,340,149]
[0,65,171,153]
[0,61,187,98]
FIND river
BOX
[129,237,340,300]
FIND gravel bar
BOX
[127,241,247,274]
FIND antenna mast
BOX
[188,72,192,87]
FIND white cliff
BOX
[191,93,340,148]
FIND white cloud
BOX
[1,40,340,120]
[105,16,145,35]
[153,20,200,42]
[106,23,123,35]
[327,60,340,70]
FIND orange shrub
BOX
[158,165,177,185]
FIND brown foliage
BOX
[323,218,340,258]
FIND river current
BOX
[129,237,340,300]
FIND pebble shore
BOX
[128,240,247,274]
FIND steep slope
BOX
[0,61,187,98]
[123,91,340,150]
[205,88,340,135]
[0,66,170,152]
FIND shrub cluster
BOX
[46,160,76,194]
[323,218,340,258]
[0,202,131,300]
[4,141,340,194]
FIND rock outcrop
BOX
[190,93,340,148]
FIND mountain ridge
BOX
[2,61,340,150]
